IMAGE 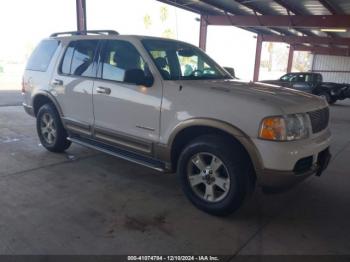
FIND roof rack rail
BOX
[50,30,119,37]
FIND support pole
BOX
[76,0,87,32]
[253,34,263,82]
[199,16,208,51]
[287,45,294,73]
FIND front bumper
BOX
[343,86,350,99]
[258,147,331,188]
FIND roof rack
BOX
[50,30,119,37]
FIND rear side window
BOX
[60,40,99,77]
[26,40,59,72]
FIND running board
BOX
[68,136,165,172]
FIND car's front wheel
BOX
[319,92,333,104]
[36,103,71,152]
[177,135,248,216]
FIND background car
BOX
[261,72,350,104]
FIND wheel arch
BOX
[160,118,263,176]
[32,91,63,117]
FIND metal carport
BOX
[152,0,350,81]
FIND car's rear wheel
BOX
[36,103,71,152]
[177,135,248,216]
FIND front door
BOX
[290,74,312,93]
[92,40,162,154]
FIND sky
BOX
[0,0,261,80]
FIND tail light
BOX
[22,77,26,93]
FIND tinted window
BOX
[26,40,59,72]
[305,74,313,82]
[60,40,98,77]
[101,40,149,82]
[280,74,292,81]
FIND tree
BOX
[143,5,175,40]
[162,28,175,39]
[143,14,152,30]
[160,6,169,23]
[267,42,273,72]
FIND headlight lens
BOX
[259,114,310,141]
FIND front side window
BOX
[26,40,59,72]
[142,39,231,81]
[60,40,99,77]
[100,40,149,83]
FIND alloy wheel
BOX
[187,152,231,203]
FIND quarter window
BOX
[26,40,59,72]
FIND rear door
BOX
[291,73,313,93]
[92,39,162,155]
[51,40,99,136]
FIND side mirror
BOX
[124,69,154,87]
[223,67,236,78]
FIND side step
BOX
[68,136,165,172]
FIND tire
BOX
[177,135,249,216]
[36,103,71,153]
[319,92,332,104]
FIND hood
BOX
[260,79,280,84]
[182,79,328,114]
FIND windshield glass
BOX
[280,74,293,81]
[142,39,232,81]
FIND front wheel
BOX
[177,135,248,216]
[319,92,332,104]
[36,103,71,153]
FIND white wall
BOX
[312,55,350,84]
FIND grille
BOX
[308,107,329,134]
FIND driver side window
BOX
[177,52,212,77]
[280,74,292,82]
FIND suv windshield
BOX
[142,39,232,81]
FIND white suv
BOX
[23,30,331,216]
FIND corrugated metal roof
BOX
[157,0,350,51]
[280,0,331,15]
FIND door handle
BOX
[96,86,111,95]
[52,79,63,86]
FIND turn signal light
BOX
[259,117,286,140]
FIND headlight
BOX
[259,114,310,141]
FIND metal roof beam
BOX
[232,0,299,36]
[206,15,350,28]
[261,34,350,46]
[156,0,203,14]
[294,44,350,56]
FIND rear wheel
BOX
[36,104,71,152]
[177,135,249,216]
